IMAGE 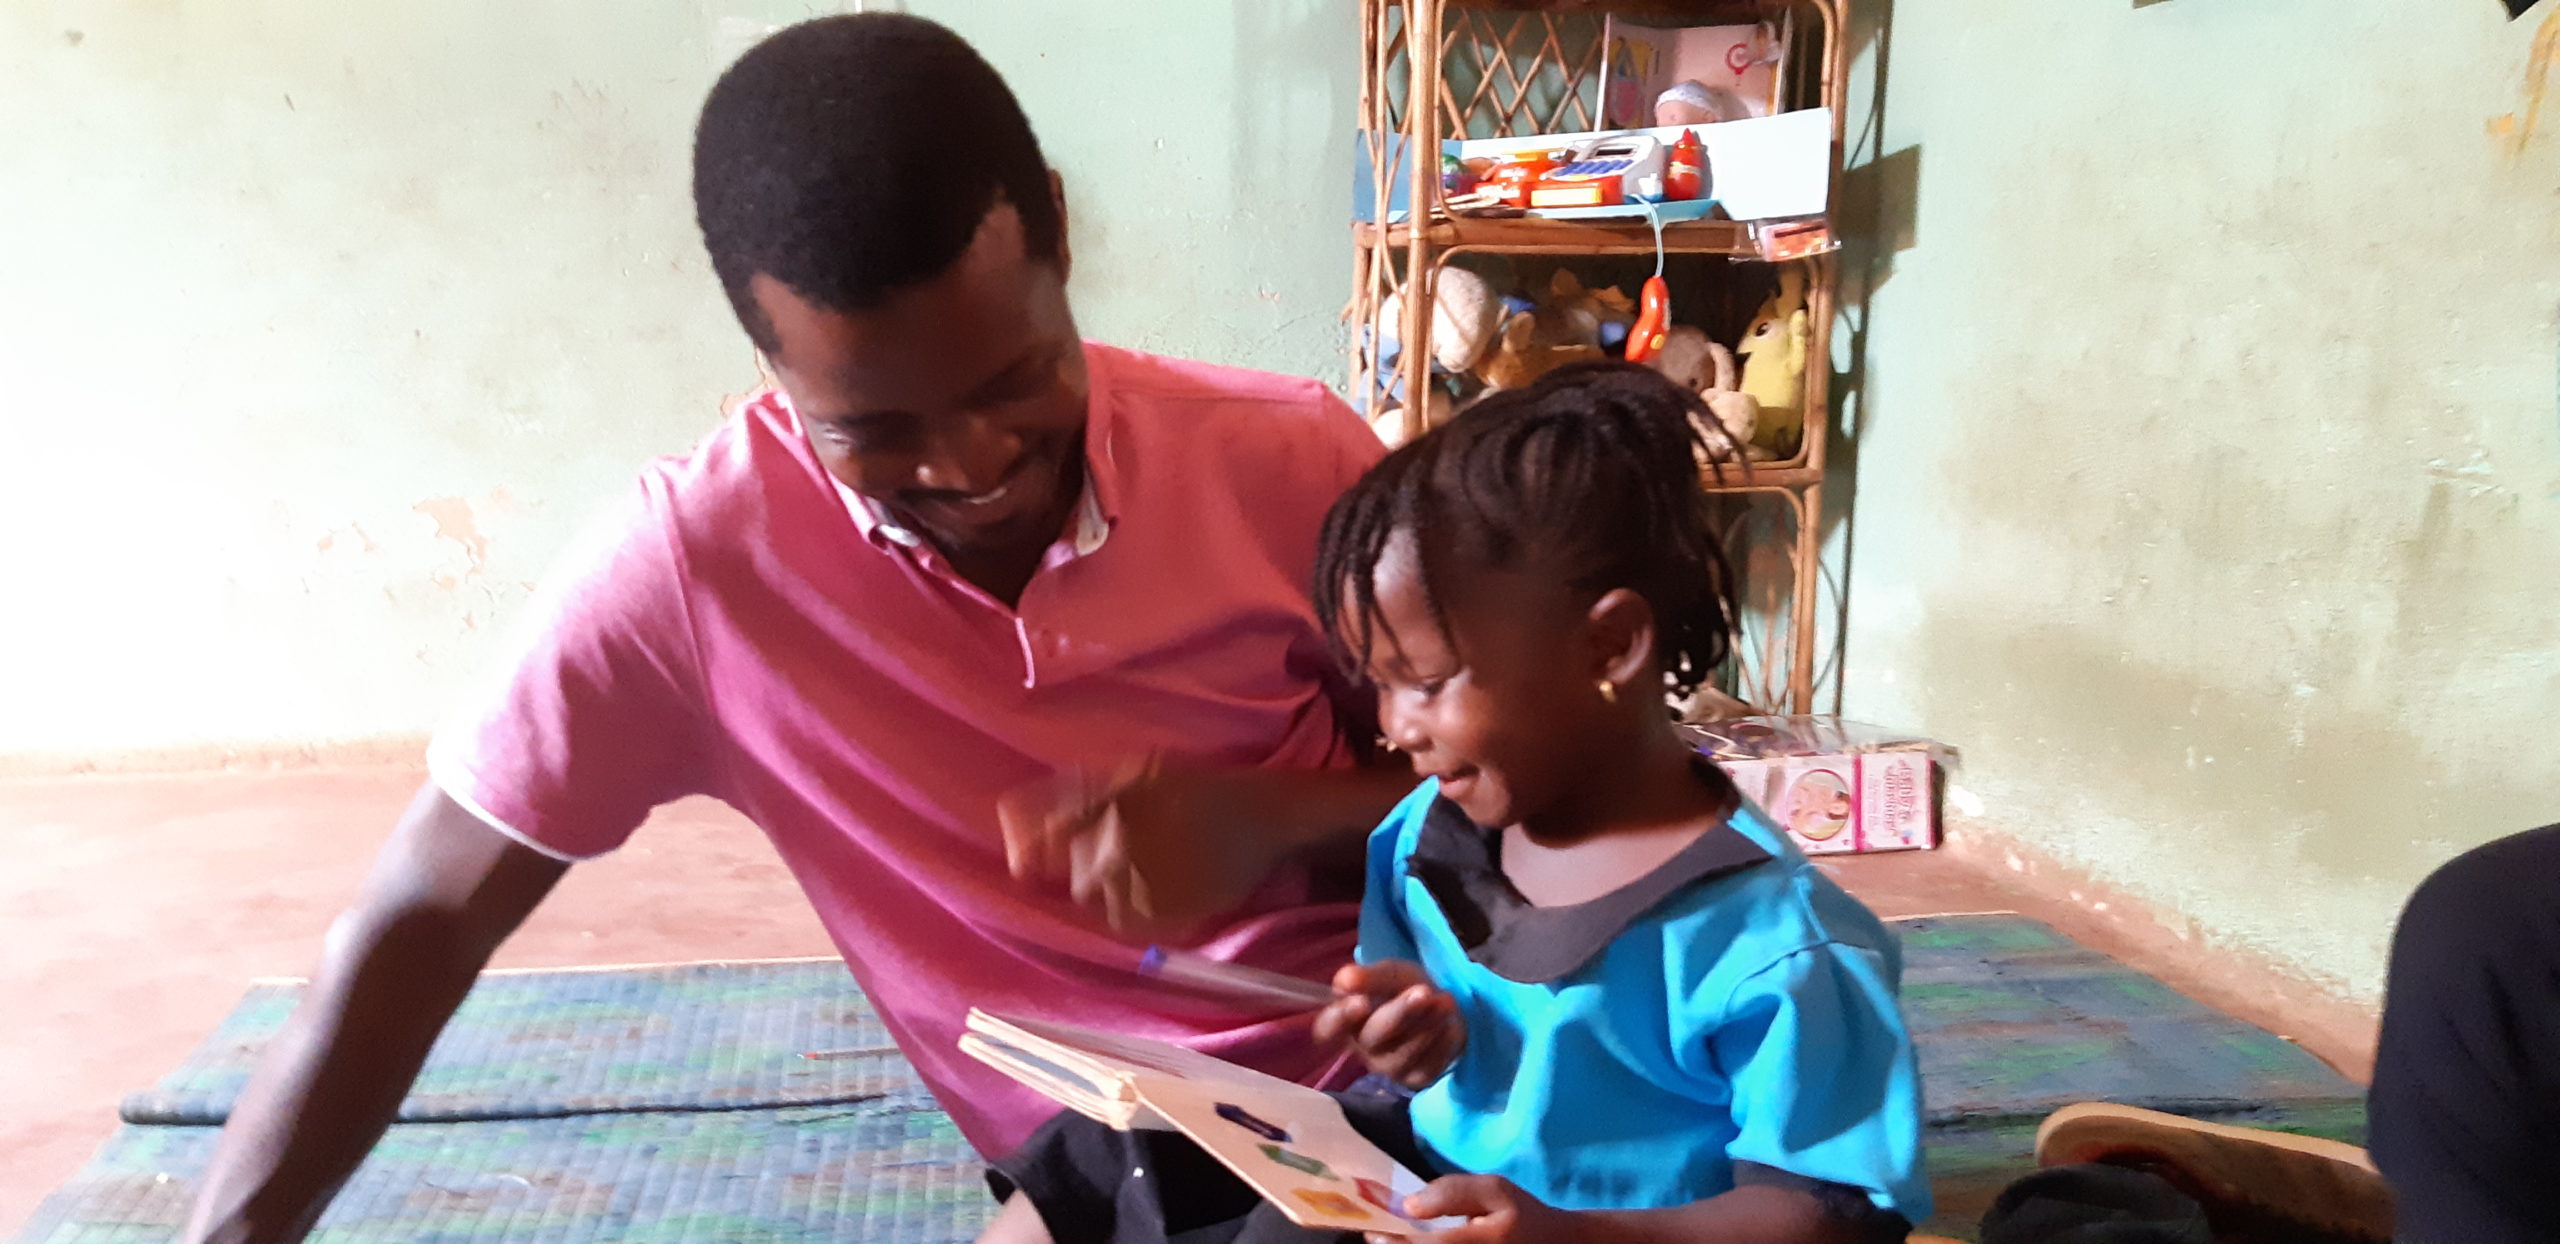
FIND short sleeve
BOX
[1354,782,1438,965]
[1709,943,1933,1222]
[1315,388,1388,485]
[425,474,715,861]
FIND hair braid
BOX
[1313,362,1744,700]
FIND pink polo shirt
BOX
[427,343,1386,1154]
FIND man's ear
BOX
[1586,589,1658,697]
[1048,169,1072,278]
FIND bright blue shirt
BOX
[1358,778,1932,1222]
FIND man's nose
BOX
[913,415,1021,496]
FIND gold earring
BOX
[1597,679,1619,705]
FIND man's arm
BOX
[998,759,1414,935]
[182,783,568,1244]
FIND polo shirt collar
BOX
[1405,764,1772,985]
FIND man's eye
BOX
[828,422,915,453]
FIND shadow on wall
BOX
[1819,0,1919,714]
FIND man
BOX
[182,16,1406,1243]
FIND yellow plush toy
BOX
[1736,267,1810,457]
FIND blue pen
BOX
[1139,944,1336,1011]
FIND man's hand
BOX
[997,759,1411,936]
[1367,1175,1577,1244]
[997,757,1269,935]
[1314,960,1464,1088]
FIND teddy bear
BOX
[1646,326,1762,460]
[1475,311,1604,393]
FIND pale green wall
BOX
[1837,0,2560,1003]
[0,1,1355,762]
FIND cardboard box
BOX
[1683,717,1950,855]
[1602,21,1785,127]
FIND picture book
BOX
[961,1010,1453,1234]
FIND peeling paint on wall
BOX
[0,2,1358,761]
[411,497,490,576]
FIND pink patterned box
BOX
[1682,717,1950,855]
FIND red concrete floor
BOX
[0,766,2370,1236]
[0,767,830,1236]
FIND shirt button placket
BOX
[1015,617,1040,689]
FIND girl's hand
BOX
[1367,1175,1576,1244]
[1313,960,1464,1088]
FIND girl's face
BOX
[1355,535,1610,831]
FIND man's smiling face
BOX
[751,200,1087,564]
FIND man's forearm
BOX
[1247,760,1416,855]
[182,909,500,1244]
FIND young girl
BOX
[987,364,1929,1244]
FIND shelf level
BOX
[1701,463,1819,491]
[1441,0,1794,18]
[1355,214,1765,257]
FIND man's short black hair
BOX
[692,14,1063,351]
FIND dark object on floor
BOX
[1980,1164,2211,1244]
[2035,1103,2391,1243]
[2508,0,2542,20]
[2369,824,2560,1244]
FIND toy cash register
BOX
[1525,133,1666,209]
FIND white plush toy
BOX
[1646,326,1761,459]
[1378,266,1500,376]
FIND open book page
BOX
[963,1009,1321,1131]
[963,1010,1461,1234]
[1132,1075,1455,1236]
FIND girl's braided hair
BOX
[1313,361,1745,700]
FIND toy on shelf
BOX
[1367,384,1452,445]
[1379,266,1500,377]
[1654,80,1753,127]
[1737,267,1810,457]
[1647,327,1759,457]
[1368,266,1502,444]
[1543,270,1635,354]
[1664,129,1708,201]
[1477,312,1603,393]
[1482,149,1557,210]
[1527,133,1668,209]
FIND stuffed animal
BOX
[1736,268,1810,456]
[1377,266,1501,377]
[1544,269,1637,354]
[1477,311,1603,393]
[1647,326,1761,459]
[1367,266,1502,444]
[1367,385,1452,447]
